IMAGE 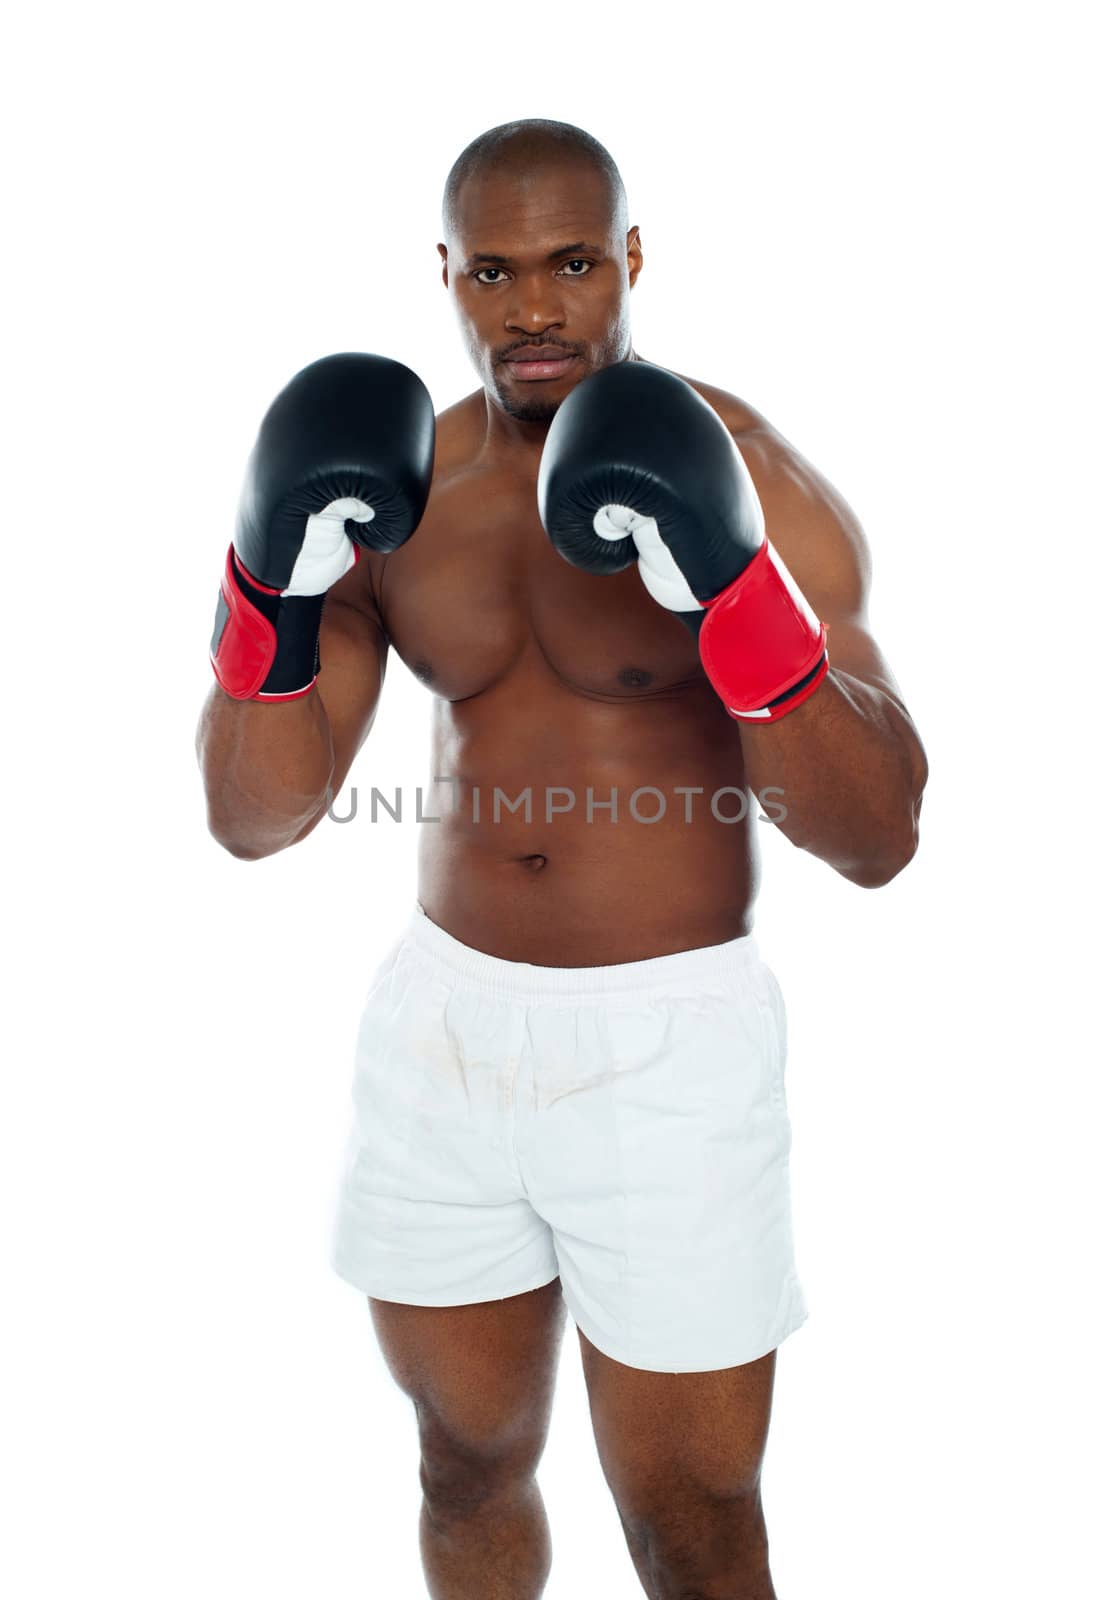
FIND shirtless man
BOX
[197,119,927,1600]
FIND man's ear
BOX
[627,226,643,289]
[437,243,448,289]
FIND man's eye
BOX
[473,260,592,284]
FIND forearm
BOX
[740,669,927,887]
[196,684,336,859]
[196,352,432,861]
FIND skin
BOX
[197,152,928,1598]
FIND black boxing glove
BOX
[210,352,435,701]
[537,360,828,722]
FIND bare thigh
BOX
[369,1276,567,1498]
[578,1326,777,1530]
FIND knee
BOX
[416,1404,546,1517]
[612,1452,764,1542]
[620,1478,770,1595]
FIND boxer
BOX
[197,119,927,1600]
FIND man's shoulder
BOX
[655,364,811,486]
[661,367,765,435]
[662,365,863,546]
[657,366,804,485]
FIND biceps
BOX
[315,598,388,792]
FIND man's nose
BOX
[504,273,566,331]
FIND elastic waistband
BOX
[403,903,763,1001]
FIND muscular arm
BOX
[733,424,928,887]
[196,564,389,859]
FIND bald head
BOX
[442,119,628,249]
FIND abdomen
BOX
[416,676,760,965]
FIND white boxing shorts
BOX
[330,904,808,1373]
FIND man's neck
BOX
[479,396,551,465]
[477,346,642,467]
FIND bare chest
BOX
[372,468,704,702]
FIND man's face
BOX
[439,163,642,424]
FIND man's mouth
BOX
[503,349,578,382]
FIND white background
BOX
[4,1,1101,1595]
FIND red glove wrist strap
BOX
[210,546,322,702]
[698,540,829,723]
